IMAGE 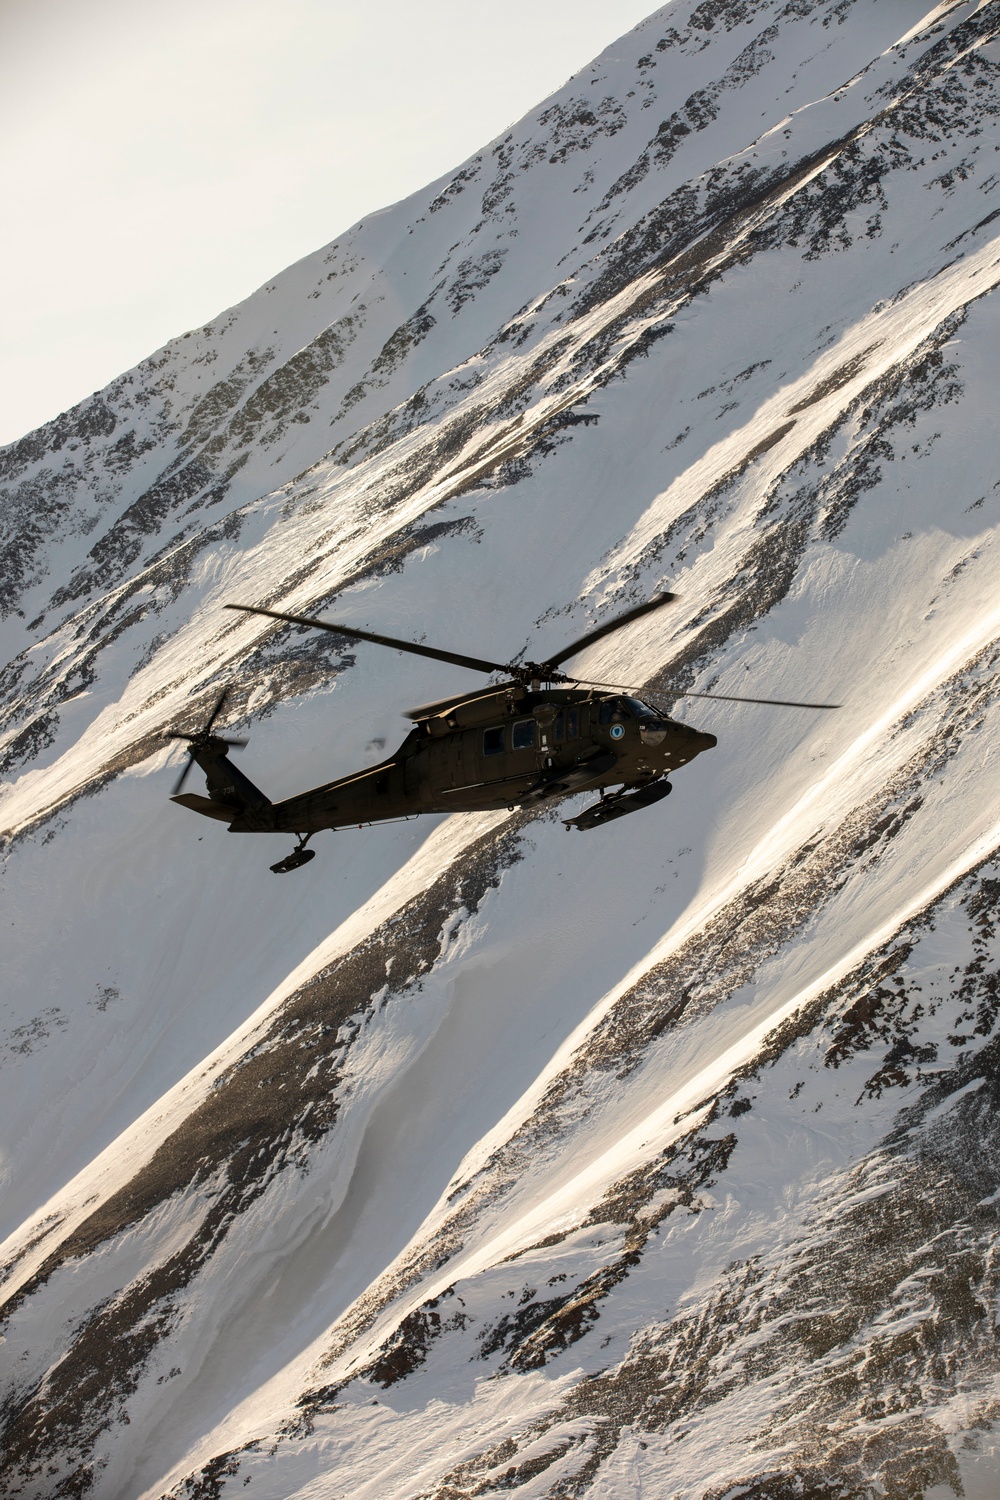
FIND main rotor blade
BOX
[402,685,518,721]
[542,593,678,670]
[226,603,508,677]
[567,675,841,710]
[662,688,840,709]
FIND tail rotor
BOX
[164,688,248,795]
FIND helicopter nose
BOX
[695,730,718,751]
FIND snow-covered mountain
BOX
[3,1,1000,1494]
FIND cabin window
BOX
[567,708,579,739]
[554,712,565,741]
[511,719,536,751]
[483,726,505,755]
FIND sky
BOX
[0,0,658,446]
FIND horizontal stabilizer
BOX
[170,793,237,823]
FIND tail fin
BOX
[170,742,274,830]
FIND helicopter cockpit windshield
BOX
[599,696,661,721]
[614,695,672,746]
[621,696,660,720]
[597,696,670,743]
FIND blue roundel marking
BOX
[610,723,625,739]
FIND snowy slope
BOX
[3,0,1000,1495]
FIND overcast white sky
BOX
[1,0,657,445]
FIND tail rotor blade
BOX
[203,687,230,736]
[164,685,245,799]
[172,752,195,797]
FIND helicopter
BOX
[167,593,838,873]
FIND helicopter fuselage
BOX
[167,592,834,867]
[176,685,716,837]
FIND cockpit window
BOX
[622,696,659,720]
[599,699,632,724]
[511,719,536,751]
[483,726,505,755]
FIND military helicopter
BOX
[167,593,837,873]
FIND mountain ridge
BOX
[3,0,1000,1494]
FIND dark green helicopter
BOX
[167,594,837,873]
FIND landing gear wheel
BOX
[270,835,316,874]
